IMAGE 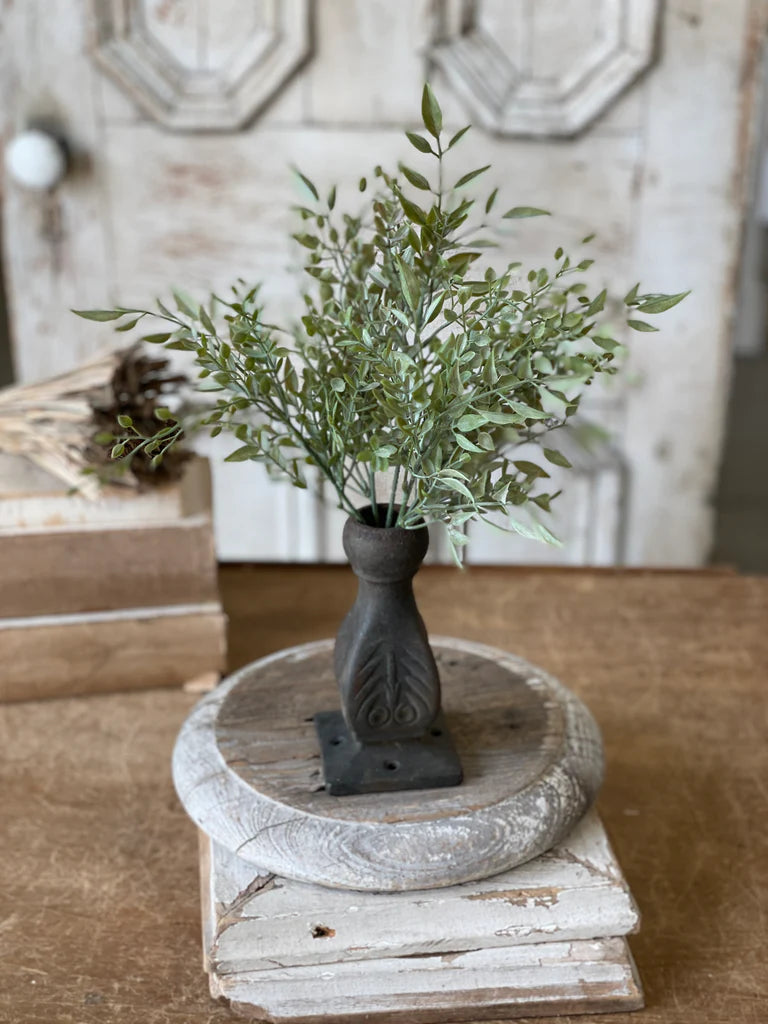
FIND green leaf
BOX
[514,460,550,479]
[142,332,172,344]
[400,165,431,191]
[374,444,397,458]
[396,258,421,311]
[531,493,553,512]
[447,125,471,149]
[457,413,489,431]
[627,319,659,332]
[480,409,521,426]
[424,291,446,323]
[173,289,197,318]
[293,168,319,201]
[623,282,640,305]
[114,317,141,332]
[327,185,337,210]
[225,445,261,462]
[454,433,484,453]
[439,467,468,480]
[397,192,428,226]
[581,232,596,244]
[421,82,442,138]
[636,290,690,314]
[72,309,125,321]
[503,207,551,219]
[454,165,490,189]
[293,232,319,249]
[405,131,433,154]
[543,448,572,469]
[110,443,126,459]
[592,335,620,352]
[445,477,476,502]
[586,289,606,315]
[485,187,498,214]
[155,407,173,422]
[331,377,346,392]
[509,401,549,420]
[199,307,216,334]
[506,517,561,546]
[117,414,133,428]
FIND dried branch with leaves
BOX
[0,346,187,494]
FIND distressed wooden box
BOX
[0,455,226,700]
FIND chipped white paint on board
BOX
[203,809,639,975]
[198,810,644,1019]
[210,936,643,1022]
[1,1,764,565]
[172,637,604,892]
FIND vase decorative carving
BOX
[334,505,440,742]
[314,505,463,796]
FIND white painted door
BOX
[1,1,764,564]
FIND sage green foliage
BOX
[75,85,687,563]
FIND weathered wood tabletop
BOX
[2,566,766,1024]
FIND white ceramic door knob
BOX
[4,129,68,191]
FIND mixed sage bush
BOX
[76,85,686,563]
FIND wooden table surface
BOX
[1,565,767,1024]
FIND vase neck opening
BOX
[343,506,429,582]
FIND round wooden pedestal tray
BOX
[172,637,603,892]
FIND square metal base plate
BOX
[314,710,463,796]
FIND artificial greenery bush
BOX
[76,85,686,562]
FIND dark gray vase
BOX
[335,504,440,742]
[314,505,463,796]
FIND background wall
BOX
[1,0,766,566]
[0,253,12,387]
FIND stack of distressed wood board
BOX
[201,809,642,1021]
[0,455,226,701]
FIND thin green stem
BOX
[385,464,401,527]
[367,468,378,522]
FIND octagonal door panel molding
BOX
[91,0,311,131]
[430,0,660,137]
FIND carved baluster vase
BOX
[314,505,463,796]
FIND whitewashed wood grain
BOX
[620,0,768,564]
[2,0,764,568]
[203,809,639,975]
[91,0,311,131]
[0,0,114,380]
[173,638,604,892]
[303,1,434,126]
[431,0,660,137]
[0,453,211,528]
[211,936,643,1021]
